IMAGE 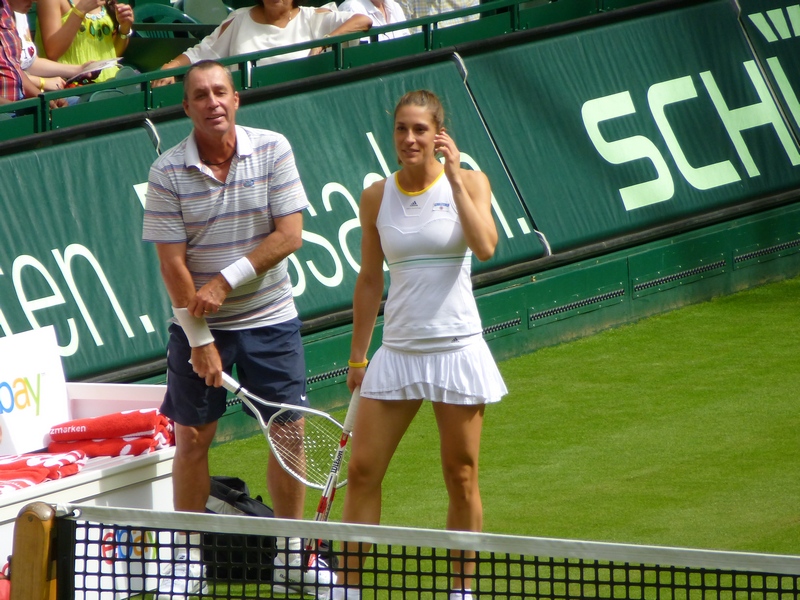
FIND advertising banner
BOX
[465,0,800,251]
[0,59,543,379]
[3,0,799,380]
[75,526,164,600]
[738,0,800,139]
[0,128,168,379]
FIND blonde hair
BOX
[394,90,445,131]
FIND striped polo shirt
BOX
[143,125,308,330]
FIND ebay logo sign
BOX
[0,373,43,416]
[0,327,69,454]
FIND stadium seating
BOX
[133,3,199,37]
[182,0,233,24]
[0,0,638,143]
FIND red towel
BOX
[0,469,49,489]
[0,450,88,495]
[49,409,170,442]
[47,436,167,457]
[0,450,87,479]
[46,409,174,458]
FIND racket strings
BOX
[269,414,350,489]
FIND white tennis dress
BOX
[360,171,508,405]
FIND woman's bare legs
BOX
[339,396,422,586]
[433,402,486,593]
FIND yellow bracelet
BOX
[348,359,368,369]
[39,77,45,92]
[71,6,86,19]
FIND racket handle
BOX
[220,371,240,394]
[343,385,360,433]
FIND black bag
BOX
[206,475,275,519]
[203,476,277,582]
[202,476,339,583]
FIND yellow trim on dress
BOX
[394,169,445,196]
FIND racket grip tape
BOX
[220,371,242,395]
[343,385,361,433]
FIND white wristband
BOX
[172,307,215,348]
[220,257,257,290]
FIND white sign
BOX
[0,326,70,454]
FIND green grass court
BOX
[209,275,800,557]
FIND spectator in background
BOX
[0,0,67,102]
[35,0,134,83]
[10,0,88,92]
[338,0,409,40]
[398,0,478,27]
[152,0,371,87]
[0,0,25,100]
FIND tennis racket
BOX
[220,372,350,490]
[313,385,360,523]
[304,385,361,568]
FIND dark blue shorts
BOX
[161,318,308,427]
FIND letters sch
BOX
[582,58,800,211]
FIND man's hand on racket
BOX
[191,343,224,387]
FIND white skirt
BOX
[360,338,508,405]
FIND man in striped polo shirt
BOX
[143,60,331,599]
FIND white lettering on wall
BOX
[582,59,800,210]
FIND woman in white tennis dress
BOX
[336,90,507,600]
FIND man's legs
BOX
[158,422,217,599]
[268,443,306,518]
[266,415,306,518]
[172,421,218,512]
[238,321,333,596]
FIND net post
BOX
[10,502,57,600]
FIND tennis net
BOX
[51,502,800,599]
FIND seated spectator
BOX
[11,0,88,92]
[0,0,66,104]
[338,0,409,40]
[152,0,371,87]
[1,0,45,99]
[1,0,26,100]
[398,0,478,27]
[35,0,133,83]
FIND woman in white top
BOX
[338,0,409,40]
[335,90,507,600]
[152,0,371,87]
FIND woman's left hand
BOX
[115,2,134,28]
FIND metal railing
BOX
[0,0,630,146]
